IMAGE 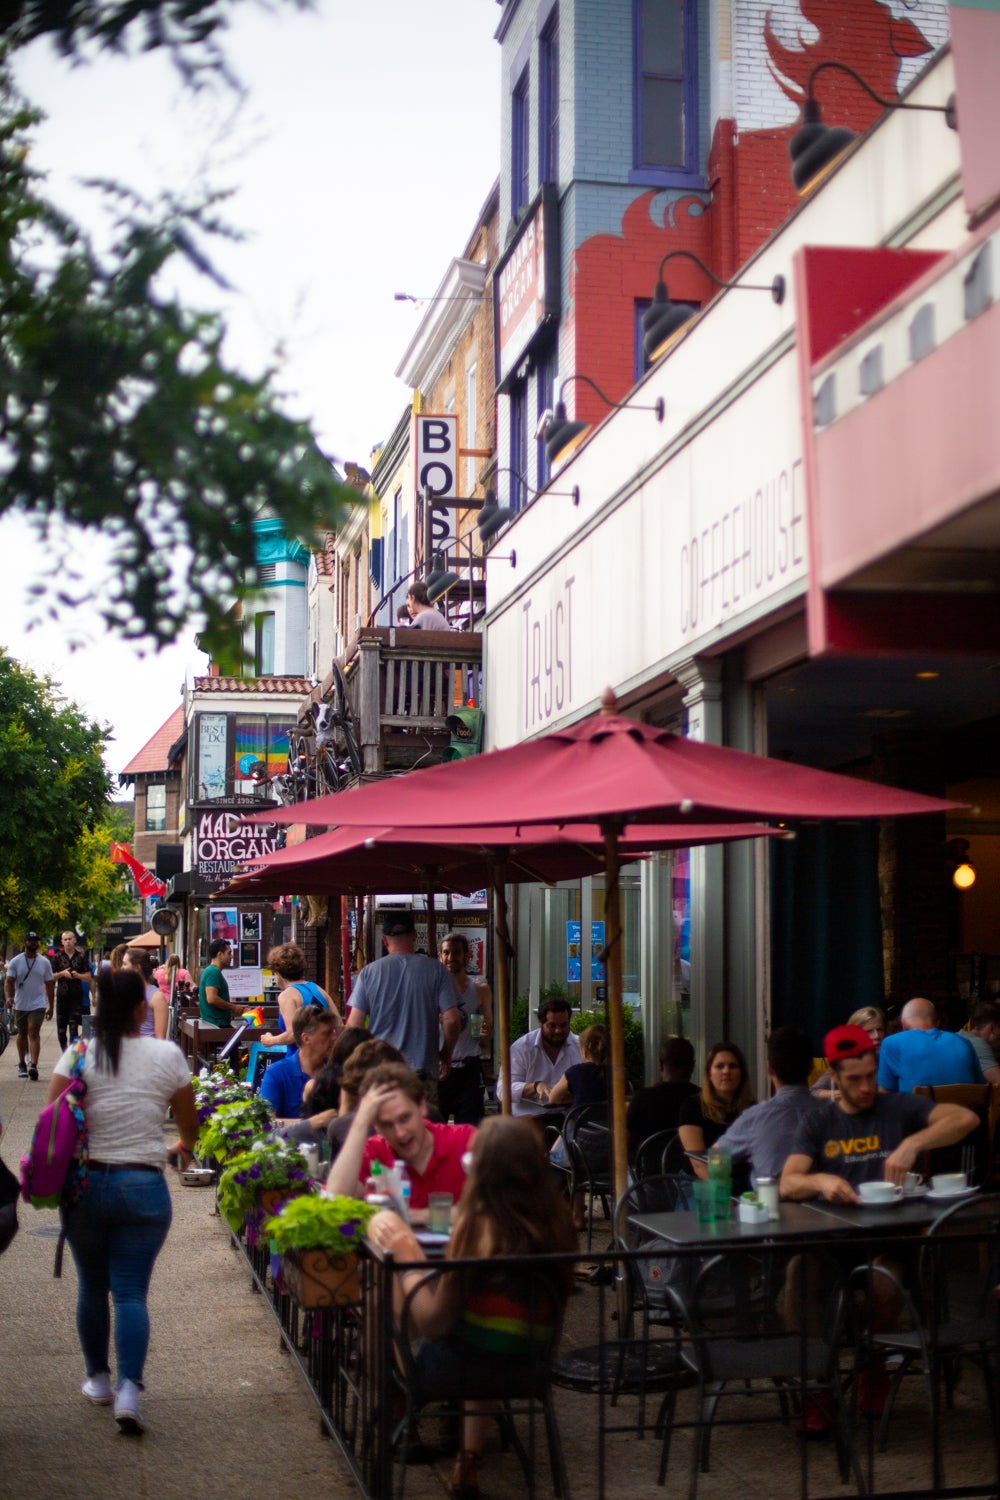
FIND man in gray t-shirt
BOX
[346,912,460,1095]
[782,1024,978,1202]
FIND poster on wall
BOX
[240,941,260,969]
[227,968,265,999]
[209,907,238,942]
[240,911,262,941]
[567,920,606,984]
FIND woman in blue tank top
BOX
[261,942,342,1048]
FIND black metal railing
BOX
[229,1216,1000,1500]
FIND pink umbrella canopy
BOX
[254,707,961,830]
[222,819,783,897]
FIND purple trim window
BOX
[633,0,699,183]
[512,68,531,218]
[509,380,529,512]
[539,13,559,186]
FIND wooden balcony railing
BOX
[299,627,482,786]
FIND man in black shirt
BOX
[626,1036,698,1155]
[51,930,89,1051]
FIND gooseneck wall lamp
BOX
[425,531,516,608]
[789,60,958,194]
[543,373,665,470]
[642,250,786,364]
[477,467,582,540]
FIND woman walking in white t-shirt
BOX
[48,967,198,1435]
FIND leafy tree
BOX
[0,650,112,943]
[33,801,135,943]
[1,84,352,662]
[0,0,291,80]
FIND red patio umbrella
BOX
[222,817,782,1128]
[255,700,960,831]
[250,695,961,1203]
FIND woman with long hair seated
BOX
[48,966,198,1435]
[365,1115,577,1498]
[678,1040,755,1180]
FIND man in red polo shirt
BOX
[326,1062,475,1213]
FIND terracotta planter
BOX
[280,1247,361,1308]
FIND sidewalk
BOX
[0,1028,351,1500]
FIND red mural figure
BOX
[567,0,935,420]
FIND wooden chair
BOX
[913,1083,998,1184]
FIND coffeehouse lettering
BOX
[196,811,281,883]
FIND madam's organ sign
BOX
[197,812,282,884]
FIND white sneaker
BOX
[82,1373,113,1405]
[114,1379,145,1434]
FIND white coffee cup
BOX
[930,1173,966,1195]
[858,1181,902,1204]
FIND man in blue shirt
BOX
[715,1026,826,1188]
[260,1003,339,1122]
[877,997,984,1092]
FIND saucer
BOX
[902,1186,928,1200]
[926,1185,978,1203]
[858,1190,903,1207]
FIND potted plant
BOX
[193,1064,253,1125]
[217,1136,316,1233]
[265,1194,377,1308]
[197,1097,275,1164]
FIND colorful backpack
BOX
[19,1041,89,1209]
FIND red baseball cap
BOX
[823,1024,876,1064]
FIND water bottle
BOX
[706,1145,732,1221]
[393,1159,412,1225]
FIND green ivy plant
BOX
[265,1194,376,1259]
[216,1137,315,1232]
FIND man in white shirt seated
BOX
[498,996,581,1128]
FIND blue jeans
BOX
[62,1168,171,1386]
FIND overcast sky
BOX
[2,0,501,775]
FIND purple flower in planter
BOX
[249,1163,261,1180]
[340,1223,356,1237]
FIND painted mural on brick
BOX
[566,0,948,426]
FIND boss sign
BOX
[414,415,459,501]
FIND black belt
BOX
[448,1058,480,1071]
[89,1160,164,1174]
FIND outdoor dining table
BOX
[629,1192,999,1245]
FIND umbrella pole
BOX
[602,820,629,1209]
[491,860,513,1116]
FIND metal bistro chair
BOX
[634,1130,679,1181]
[853,1194,1000,1489]
[675,1246,861,1500]
[391,1260,571,1500]
[551,1103,613,1251]
[611,1173,696,1443]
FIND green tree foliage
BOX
[0,0,292,80]
[0,85,352,661]
[33,801,134,942]
[0,650,113,940]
